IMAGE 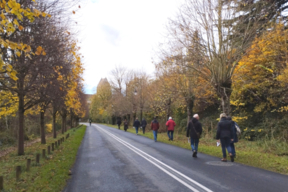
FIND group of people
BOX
[186,113,239,161]
[116,112,239,162]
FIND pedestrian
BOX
[124,119,128,132]
[186,114,202,158]
[216,113,234,162]
[151,117,160,142]
[227,116,239,158]
[89,119,92,126]
[141,118,147,134]
[133,117,141,135]
[117,118,122,129]
[166,117,176,141]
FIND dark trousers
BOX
[153,130,157,141]
[220,138,232,158]
[135,127,139,134]
[118,124,120,129]
[142,126,146,134]
[167,131,174,140]
[230,142,236,156]
[190,138,199,152]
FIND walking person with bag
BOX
[186,114,202,158]
[216,113,234,162]
[117,118,122,129]
[151,117,160,142]
[227,116,239,158]
[141,118,147,134]
[166,117,176,141]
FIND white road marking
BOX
[95,124,213,192]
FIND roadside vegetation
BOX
[0,125,86,192]
[106,124,288,175]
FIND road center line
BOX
[95,125,213,192]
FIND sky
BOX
[75,0,184,94]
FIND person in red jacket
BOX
[150,117,160,142]
[166,117,176,141]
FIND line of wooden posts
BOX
[0,133,70,190]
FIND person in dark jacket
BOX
[186,114,202,158]
[123,119,128,132]
[117,118,122,129]
[216,113,234,162]
[141,118,147,134]
[89,119,92,126]
[227,116,238,158]
[133,117,141,135]
[151,117,160,142]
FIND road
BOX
[64,124,288,192]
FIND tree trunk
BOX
[40,109,46,144]
[186,97,194,125]
[166,98,171,121]
[140,109,143,122]
[70,109,73,128]
[61,114,66,134]
[18,92,25,156]
[52,105,57,139]
[217,81,232,116]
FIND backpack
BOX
[235,124,241,136]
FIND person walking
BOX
[123,119,128,132]
[133,117,141,135]
[89,119,92,126]
[141,118,147,134]
[166,117,176,141]
[227,116,239,158]
[216,113,234,162]
[151,117,160,142]
[186,114,202,158]
[117,118,122,129]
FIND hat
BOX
[169,117,172,120]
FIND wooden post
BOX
[42,149,46,158]
[52,143,54,151]
[0,176,3,190]
[16,166,21,181]
[26,159,31,172]
[48,146,51,155]
[36,153,40,164]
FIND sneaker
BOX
[195,151,197,157]
[192,150,196,157]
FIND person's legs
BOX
[171,131,174,141]
[230,142,235,156]
[118,124,120,129]
[195,139,199,152]
[153,130,157,141]
[143,126,145,134]
[190,138,196,151]
[135,127,138,134]
[220,139,227,158]
[167,131,171,140]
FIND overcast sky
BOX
[75,0,184,94]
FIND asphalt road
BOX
[64,124,288,192]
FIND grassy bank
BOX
[0,125,86,192]
[104,124,288,175]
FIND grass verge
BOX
[0,125,86,192]
[104,124,288,175]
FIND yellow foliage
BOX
[46,124,52,133]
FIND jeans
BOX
[220,138,232,158]
[230,142,236,156]
[190,138,199,152]
[135,127,139,134]
[153,130,157,141]
[167,131,174,140]
[142,126,146,134]
[118,124,120,129]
